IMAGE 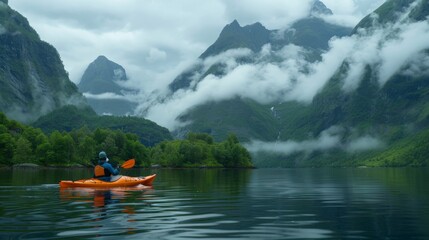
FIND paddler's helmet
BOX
[98,151,107,161]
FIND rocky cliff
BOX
[0,1,86,123]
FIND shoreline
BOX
[2,163,256,169]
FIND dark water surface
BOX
[0,168,428,239]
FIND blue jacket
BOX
[96,161,120,181]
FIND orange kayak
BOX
[59,174,156,188]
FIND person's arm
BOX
[105,163,120,175]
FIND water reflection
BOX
[1,168,428,239]
[57,185,155,238]
[59,185,153,208]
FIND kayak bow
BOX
[59,174,156,188]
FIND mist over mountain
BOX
[144,0,351,131]
[246,0,429,166]
[0,0,86,123]
[78,56,138,115]
[136,0,429,166]
[168,0,351,93]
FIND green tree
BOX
[187,132,214,144]
[214,134,253,167]
[100,135,119,162]
[179,140,205,166]
[13,137,33,164]
[22,127,44,151]
[150,141,182,167]
[0,133,15,165]
[93,128,109,144]
[77,136,96,166]
[35,142,54,166]
[49,131,75,165]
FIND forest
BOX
[0,112,253,168]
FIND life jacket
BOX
[94,165,110,178]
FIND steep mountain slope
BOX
[167,0,351,141]
[0,1,86,123]
[260,0,429,166]
[161,0,429,167]
[277,17,351,50]
[78,56,137,115]
[309,0,429,136]
[354,0,429,32]
[176,98,279,141]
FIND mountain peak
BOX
[247,22,265,30]
[95,55,108,61]
[230,19,240,26]
[223,19,241,33]
[0,0,8,5]
[199,19,270,58]
[78,56,127,94]
[310,0,333,16]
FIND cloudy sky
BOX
[9,0,384,91]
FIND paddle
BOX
[121,159,135,169]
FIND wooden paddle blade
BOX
[121,159,135,169]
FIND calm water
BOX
[0,167,428,239]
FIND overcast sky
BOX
[9,0,385,91]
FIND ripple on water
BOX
[2,168,429,239]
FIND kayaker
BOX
[94,151,120,181]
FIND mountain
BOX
[0,0,86,123]
[78,56,137,115]
[310,0,333,15]
[79,55,127,94]
[168,0,351,138]
[32,105,172,146]
[200,20,271,59]
[169,20,272,92]
[168,0,351,92]
[309,0,429,133]
[257,0,429,167]
[162,0,429,167]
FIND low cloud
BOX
[343,0,429,89]
[244,127,384,156]
[245,127,342,155]
[403,53,429,77]
[83,92,138,102]
[321,0,386,27]
[345,136,384,153]
[146,47,167,63]
[377,20,429,85]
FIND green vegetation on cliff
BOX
[362,127,429,167]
